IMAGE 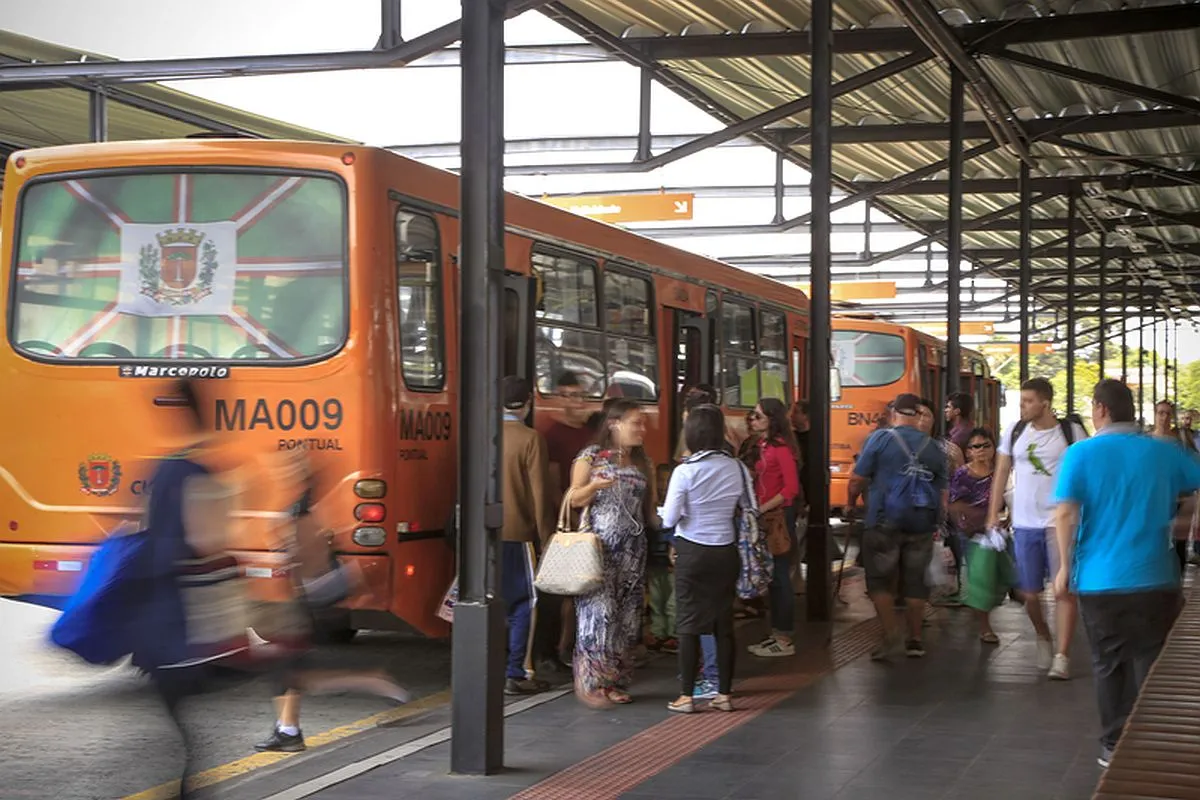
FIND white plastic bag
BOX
[926,540,952,590]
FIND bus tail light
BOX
[355,503,386,523]
[354,480,387,499]
[353,527,386,547]
[405,564,416,577]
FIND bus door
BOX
[671,310,711,454]
[504,273,537,423]
[791,331,807,404]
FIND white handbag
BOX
[533,491,604,596]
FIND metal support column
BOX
[772,147,785,225]
[1138,292,1146,426]
[451,0,506,775]
[1121,275,1128,381]
[89,89,107,142]
[1018,162,1032,383]
[1065,188,1077,414]
[636,68,653,163]
[1098,237,1107,377]
[1152,315,1159,402]
[1172,323,1179,408]
[807,0,833,624]
[379,0,403,49]
[863,201,873,258]
[946,68,964,398]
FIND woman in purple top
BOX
[949,427,1008,643]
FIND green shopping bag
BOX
[964,539,1015,612]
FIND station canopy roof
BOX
[0,31,351,173]
[542,0,1200,320]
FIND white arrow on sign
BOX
[673,200,690,215]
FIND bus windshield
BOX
[10,171,347,362]
[832,329,906,388]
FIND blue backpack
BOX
[881,429,939,533]
[50,526,187,668]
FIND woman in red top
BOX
[746,398,801,657]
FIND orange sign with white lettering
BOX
[541,193,694,223]
[980,342,1054,356]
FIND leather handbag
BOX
[533,491,604,596]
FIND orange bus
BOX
[829,314,1001,515]
[0,138,809,638]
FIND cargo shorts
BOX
[861,525,934,600]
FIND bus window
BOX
[532,247,603,396]
[759,308,787,401]
[395,209,445,390]
[604,270,658,400]
[831,330,905,387]
[721,298,759,406]
[12,171,347,362]
[706,290,720,384]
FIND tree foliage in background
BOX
[1179,360,1200,412]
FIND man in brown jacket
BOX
[501,376,556,694]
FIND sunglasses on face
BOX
[967,442,993,450]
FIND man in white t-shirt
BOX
[987,378,1087,680]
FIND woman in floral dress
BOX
[568,398,659,707]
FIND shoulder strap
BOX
[1059,418,1075,446]
[1010,419,1030,452]
[887,428,925,465]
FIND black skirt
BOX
[673,537,739,635]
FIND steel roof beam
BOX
[632,6,1200,60]
[853,171,1200,195]
[0,0,549,85]
[1040,136,1200,187]
[1106,198,1200,230]
[984,49,1200,119]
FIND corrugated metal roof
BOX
[0,31,353,159]
[546,0,1200,314]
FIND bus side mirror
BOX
[830,365,843,403]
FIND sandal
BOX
[710,695,734,713]
[980,632,1000,644]
[667,697,694,714]
[604,688,633,705]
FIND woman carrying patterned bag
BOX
[568,399,660,707]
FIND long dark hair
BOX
[594,398,651,477]
[757,397,799,459]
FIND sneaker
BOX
[749,638,795,657]
[692,679,719,700]
[871,633,904,662]
[661,637,679,654]
[1049,653,1070,681]
[1036,638,1054,671]
[1098,746,1114,769]
[255,727,306,753]
[644,636,664,651]
[905,639,926,658]
[504,677,549,696]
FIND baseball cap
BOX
[502,376,532,410]
[893,393,922,417]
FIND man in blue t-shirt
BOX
[849,393,948,661]
[1053,379,1200,769]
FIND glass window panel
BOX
[12,172,346,362]
[535,325,604,397]
[832,330,906,387]
[604,271,652,337]
[607,336,658,400]
[722,356,761,408]
[761,360,787,402]
[532,250,598,327]
[396,209,444,390]
[722,299,756,355]
[760,309,786,360]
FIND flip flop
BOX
[980,632,1000,644]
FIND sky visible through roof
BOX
[7,0,1197,366]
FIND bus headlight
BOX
[353,526,386,547]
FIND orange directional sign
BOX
[979,342,1054,357]
[911,321,996,337]
[541,192,694,223]
[796,281,896,301]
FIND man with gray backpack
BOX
[848,393,949,660]
[987,378,1087,680]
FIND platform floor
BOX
[232,578,1107,800]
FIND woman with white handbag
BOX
[565,399,660,708]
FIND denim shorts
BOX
[1012,527,1061,593]
[861,526,934,600]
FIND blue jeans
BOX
[769,554,795,635]
[700,634,718,682]
[500,541,536,681]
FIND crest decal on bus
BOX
[118,222,238,317]
[78,454,123,497]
